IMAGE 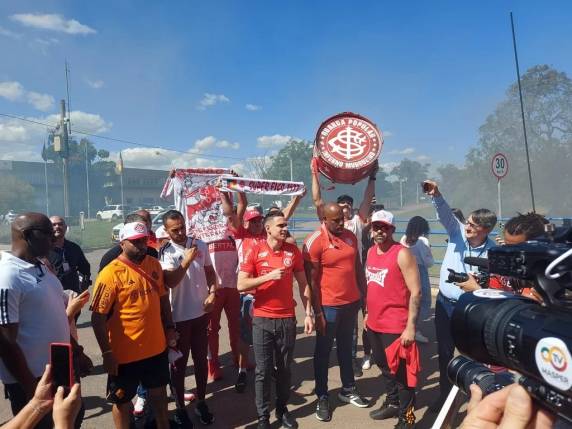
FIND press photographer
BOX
[450,222,572,427]
[422,180,498,411]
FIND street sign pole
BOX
[497,179,502,220]
[491,153,508,219]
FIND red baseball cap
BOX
[244,209,263,222]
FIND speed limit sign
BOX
[491,153,509,180]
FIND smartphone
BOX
[421,181,431,193]
[50,342,73,394]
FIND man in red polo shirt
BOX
[238,212,314,429]
[365,210,421,429]
[303,202,368,422]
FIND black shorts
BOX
[106,350,169,404]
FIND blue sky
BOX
[1,0,572,174]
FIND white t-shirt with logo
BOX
[0,252,70,383]
[345,214,365,259]
[208,238,238,289]
[160,238,212,322]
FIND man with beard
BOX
[365,210,421,429]
[238,211,314,429]
[90,222,176,429]
[303,203,369,422]
[48,216,91,295]
[0,213,84,429]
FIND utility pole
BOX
[53,100,70,218]
[84,141,91,218]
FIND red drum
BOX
[314,112,383,184]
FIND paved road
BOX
[0,248,455,428]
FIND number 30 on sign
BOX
[491,153,509,180]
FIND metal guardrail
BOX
[288,216,571,266]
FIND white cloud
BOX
[26,91,54,111]
[0,81,24,101]
[11,13,96,35]
[416,155,431,162]
[193,136,239,151]
[380,162,399,173]
[256,134,294,148]
[389,147,415,156]
[197,93,230,110]
[0,80,54,111]
[115,148,219,170]
[0,25,22,39]
[0,110,111,162]
[382,130,393,138]
[34,37,59,46]
[245,104,261,111]
[86,79,104,89]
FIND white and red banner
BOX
[218,177,305,196]
[160,168,232,243]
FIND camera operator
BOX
[422,181,497,412]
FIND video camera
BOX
[445,258,490,288]
[448,226,572,422]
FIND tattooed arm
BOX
[398,247,421,346]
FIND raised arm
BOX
[397,247,421,346]
[357,161,378,222]
[219,191,241,231]
[310,158,324,219]
[235,192,248,226]
[423,180,462,237]
[282,189,306,221]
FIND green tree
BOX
[391,158,430,206]
[0,175,35,213]
[441,65,572,215]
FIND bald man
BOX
[48,216,91,294]
[303,203,369,422]
[0,213,82,429]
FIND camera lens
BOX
[447,269,469,284]
[448,356,514,396]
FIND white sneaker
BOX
[415,332,429,343]
[133,396,146,416]
[362,354,372,370]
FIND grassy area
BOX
[0,220,116,250]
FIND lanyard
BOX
[464,239,487,272]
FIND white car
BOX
[3,210,17,224]
[147,205,165,216]
[96,205,130,221]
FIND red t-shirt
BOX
[231,225,267,264]
[240,241,304,318]
[365,243,409,334]
[303,227,360,306]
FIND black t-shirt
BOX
[48,239,91,293]
[98,245,159,272]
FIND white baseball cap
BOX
[371,210,395,227]
[120,222,149,241]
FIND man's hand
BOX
[67,290,90,318]
[304,316,314,335]
[422,180,441,197]
[400,325,415,347]
[457,274,481,292]
[363,313,368,331]
[461,383,554,429]
[315,313,326,336]
[265,268,285,281]
[102,352,119,376]
[203,293,216,312]
[166,327,179,348]
[53,384,82,429]
[30,364,54,416]
[182,246,199,267]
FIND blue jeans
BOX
[314,300,360,398]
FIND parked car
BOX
[147,205,165,216]
[111,222,123,243]
[111,210,167,243]
[3,210,17,224]
[96,205,130,221]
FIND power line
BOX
[0,112,246,161]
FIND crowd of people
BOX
[0,162,557,429]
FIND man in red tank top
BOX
[365,210,421,429]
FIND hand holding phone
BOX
[50,343,73,396]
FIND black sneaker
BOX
[276,408,298,429]
[235,371,247,393]
[394,417,415,429]
[338,386,369,408]
[194,401,214,425]
[257,417,271,429]
[369,398,399,420]
[173,409,194,429]
[352,359,363,378]
[315,397,331,422]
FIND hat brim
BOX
[372,220,395,228]
[121,233,148,241]
[244,214,263,221]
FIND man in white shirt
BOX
[160,210,217,428]
[0,213,76,429]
